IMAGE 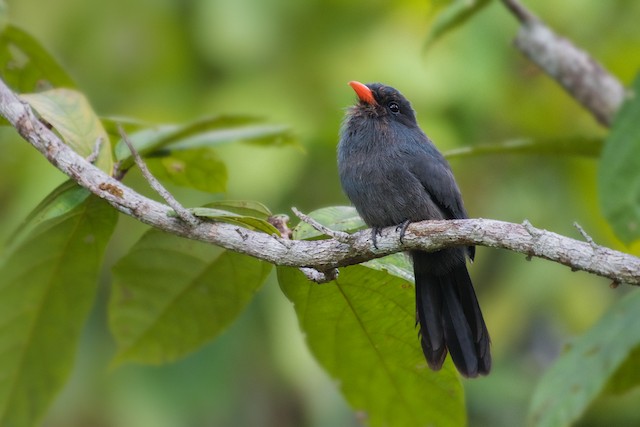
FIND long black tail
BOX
[412,250,491,378]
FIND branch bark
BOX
[501,0,627,126]
[1,78,639,285]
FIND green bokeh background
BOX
[2,0,640,426]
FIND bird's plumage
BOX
[338,81,490,377]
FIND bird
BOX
[337,81,491,378]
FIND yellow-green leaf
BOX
[22,89,113,174]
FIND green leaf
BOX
[425,0,493,49]
[147,148,227,193]
[282,207,463,425]
[277,265,465,427]
[599,75,640,244]
[22,89,113,175]
[444,137,603,159]
[188,201,278,234]
[364,253,415,283]
[204,200,273,218]
[189,207,280,235]
[0,194,117,427]
[603,345,640,396]
[169,123,295,149]
[0,0,8,31]
[100,115,152,141]
[114,115,295,166]
[6,180,90,250]
[293,206,365,240]
[0,24,75,93]
[528,290,640,427]
[110,229,272,366]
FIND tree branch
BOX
[501,0,627,126]
[118,125,198,226]
[1,78,639,285]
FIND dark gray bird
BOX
[337,81,491,377]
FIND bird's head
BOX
[347,81,418,128]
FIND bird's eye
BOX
[388,102,400,113]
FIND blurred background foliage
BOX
[2,0,640,426]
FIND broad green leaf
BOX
[4,181,89,254]
[0,194,117,427]
[114,115,295,166]
[528,290,640,427]
[599,75,640,244]
[110,229,272,366]
[603,345,640,395]
[294,206,365,240]
[281,207,463,425]
[444,137,603,159]
[277,265,464,427]
[22,89,113,174]
[147,148,227,193]
[364,252,415,283]
[0,24,75,93]
[425,0,493,49]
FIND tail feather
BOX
[416,277,446,370]
[441,278,482,376]
[413,250,491,378]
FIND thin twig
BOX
[273,211,339,284]
[521,219,540,261]
[573,222,599,251]
[300,267,339,283]
[117,124,198,226]
[501,0,537,25]
[292,207,352,243]
[521,219,542,237]
[268,214,293,239]
[86,137,102,164]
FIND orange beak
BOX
[349,81,376,105]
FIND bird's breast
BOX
[339,148,444,227]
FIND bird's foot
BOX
[396,219,411,244]
[371,227,383,249]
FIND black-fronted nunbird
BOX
[337,81,491,378]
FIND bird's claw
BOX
[371,227,383,249]
[396,220,411,244]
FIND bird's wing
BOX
[407,141,476,261]
[407,147,468,221]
